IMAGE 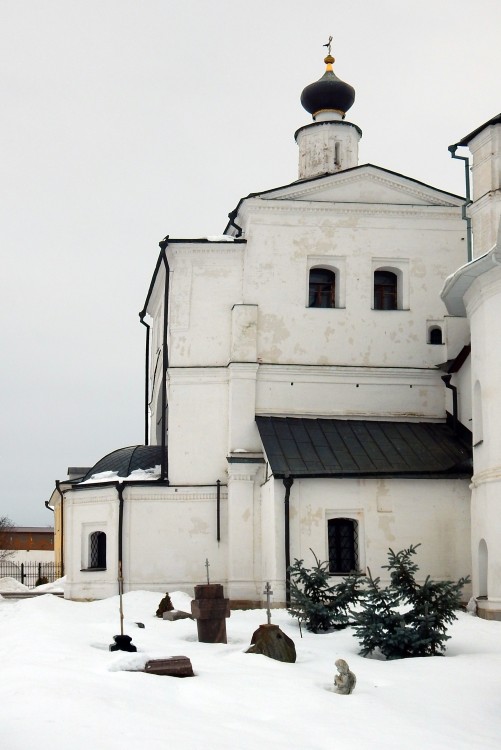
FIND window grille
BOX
[89,531,106,569]
[328,518,358,574]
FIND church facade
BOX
[49,52,501,617]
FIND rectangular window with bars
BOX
[328,518,358,574]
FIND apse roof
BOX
[75,445,165,483]
[256,416,472,478]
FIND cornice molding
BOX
[169,245,243,259]
[465,265,501,317]
[470,466,501,488]
[257,363,444,384]
[239,198,461,223]
[259,169,462,207]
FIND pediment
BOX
[261,165,464,208]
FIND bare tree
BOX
[0,516,15,561]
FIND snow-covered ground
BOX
[1,589,500,750]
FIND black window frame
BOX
[328,518,359,575]
[88,531,107,570]
[308,268,336,309]
[429,327,443,345]
[374,270,398,310]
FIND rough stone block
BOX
[246,624,296,663]
[143,657,194,677]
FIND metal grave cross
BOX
[205,558,210,584]
[263,581,273,624]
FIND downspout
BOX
[448,144,473,262]
[55,480,64,576]
[139,314,150,446]
[442,374,458,434]
[159,237,170,482]
[216,479,221,543]
[117,482,125,602]
[227,209,243,238]
[283,476,294,607]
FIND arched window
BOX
[374,270,398,310]
[309,268,336,308]
[328,518,358,574]
[429,327,443,345]
[89,531,106,569]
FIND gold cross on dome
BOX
[323,36,333,56]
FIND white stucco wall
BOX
[468,123,501,258]
[285,476,471,593]
[465,266,501,608]
[146,174,467,486]
[62,484,230,601]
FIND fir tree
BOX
[288,550,361,633]
[352,544,470,659]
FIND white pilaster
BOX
[226,459,264,602]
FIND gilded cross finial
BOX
[323,36,335,70]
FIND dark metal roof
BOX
[256,417,472,478]
[458,113,501,147]
[76,445,165,482]
[9,527,54,534]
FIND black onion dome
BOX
[301,55,355,118]
[77,445,165,482]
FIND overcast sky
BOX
[1,0,500,526]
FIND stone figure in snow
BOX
[466,596,477,616]
[156,592,174,618]
[334,658,356,694]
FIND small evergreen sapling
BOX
[353,544,470,659]
[288,550,361,633]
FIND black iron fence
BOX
[0,561,63,588]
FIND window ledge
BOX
[80,567,107,572]
[371,308,410,312]
[306,306,346,310]
[329,571,364,577]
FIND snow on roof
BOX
[80,465,161,485]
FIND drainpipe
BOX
[448,144,473,262]
[216,479,221,543]
[117,483,125,615]
[139,314,150,446]
[283,476,294,607]
[55,480,65,576]
[442,374,458,434]
[159,237,170,482]
[227,209,243,238]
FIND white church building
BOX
[48,50,501,618]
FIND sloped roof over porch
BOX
[255,417,472,479]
